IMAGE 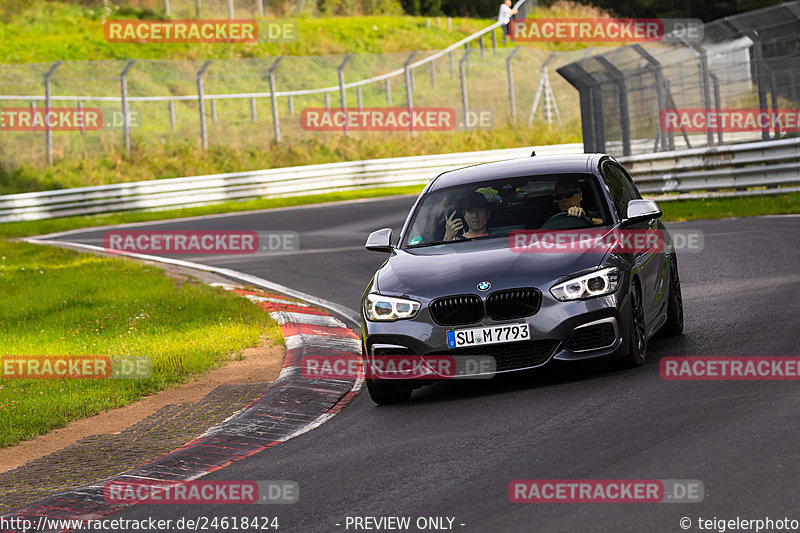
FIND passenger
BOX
[554,180,603,225]
[444,192,491,241]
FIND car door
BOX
[601,162,666,328]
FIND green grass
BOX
[0,2,495,63]
[0,238,282,448]
[655,191,800,222]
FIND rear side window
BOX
[602,163,641,219]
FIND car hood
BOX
[376,238,609,298]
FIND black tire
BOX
[660,258,684,337]
[366,379,413,405]
[617,281,647,368]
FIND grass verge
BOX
[0,239,282,448]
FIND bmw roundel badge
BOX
[477,281,491,291]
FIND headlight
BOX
[550,267,621,301]
[364,293,421,321]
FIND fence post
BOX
[596,56,631,156]
[385,78,392,105]
[227,0,235,19]
[77,101,85,134]
[632,44,673,152]
[506,47,520,122]
[168,101,175,132]
[447,17,452,31]
[195,0,201,18]
[430,58,436,88]
[491,29,497,54]
[479,35,484,60]
[43,61,62,166]
[710,72,723,145]
[357,86,363,109]
[196,60,212,150]
[404,51,418,135]
[459,49,472,132]
[449,50,455,78]
[268,56,283,142]
[250,97,257,122]
[683,39,714,146]
[324,93,330,109]
[164,0,170,16]
[288,95,294,116]
[210,100,217,122]
[337,54,353,136]
[120,59,136,154]
[257,0,264,17]
[724,21,770,141]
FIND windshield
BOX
[402,173,612,248]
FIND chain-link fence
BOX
[0,19,599,168]
[557,1,800,156]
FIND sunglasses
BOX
[555,190,580,201]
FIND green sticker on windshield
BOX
[409,236,422,245]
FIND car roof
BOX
[427,153,608,192]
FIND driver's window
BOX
[602,163,639,219]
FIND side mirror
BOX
[365,228,393,252]
[624,199,662,224]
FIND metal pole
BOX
[404,52,417,135]
[120,59,136,154]
[459,49,472,131]
[596,56,630,156]
[44,61,62,166]
[257,0,264,17]
[324,93,330,109]
[210,100,217,122]
[491,29,497,53]
[195,0,201,18]
[385,78,392,105]
[479,35,484,60]
[449,50,455,78]
[337,54,352,136]
[724,21,769,140]
[447,17,452,31]
[710,72,723,145]
[77,101,85,134]
[506,47,520,121]
[356,86,363,109]
[168,101,175,132]
[250,97,257,122]
[164,0,170,15]
[196,60,212,150]
[288,95,294,116]
[683,38,714,146]
[227,0,234,19]
[268,56,283,142]
[430,58,436,88]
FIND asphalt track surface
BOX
[50,198,800,532]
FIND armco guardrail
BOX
[619,137,800,200]
[2,138,798,223]
[0,144,581,223]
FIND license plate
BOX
[446,323,530,348]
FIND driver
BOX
[554,180,603,225]
[444,192,491,241]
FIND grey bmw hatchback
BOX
[360,153,683,404]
